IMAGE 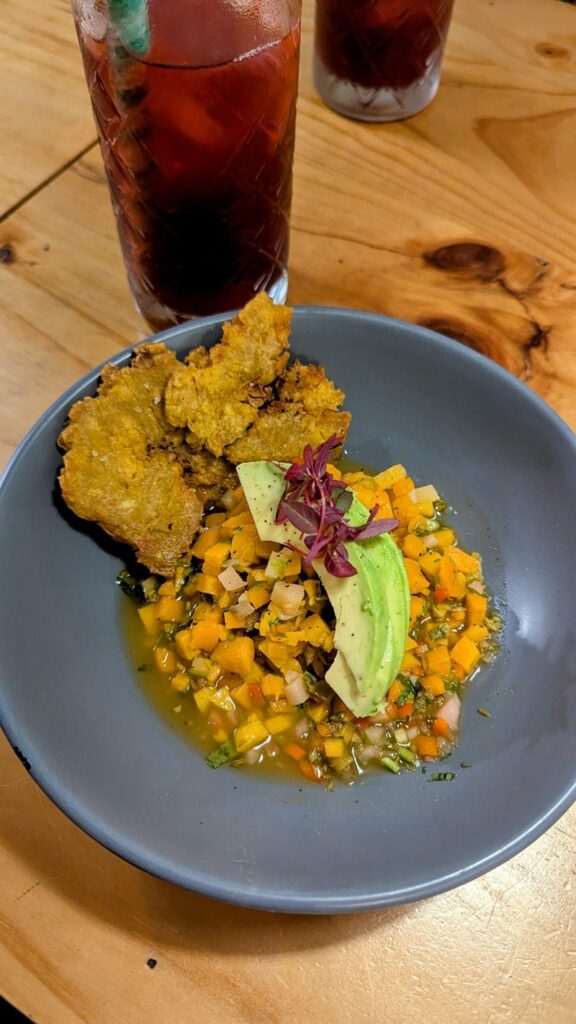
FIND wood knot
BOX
[418,318,494,359]
[0,244,14,264]
[535,42,570,60]
[423,243,505,281]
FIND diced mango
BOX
[230,526,261,566]
[204,512,226,527]
[421,673,445,696]
[404,558,430,594]
[213,728,229,745]
[231,682,252,710]
[191,526,224,559]
[299,614,334,651]
[419,550,442,580]
[374,464,406,489]
[213,636,255,677]
[193,602,223,624]
[154,647,177,675]
[175,628,200,661]
[196,573,224,597]
[466,591,488,626]
[211,686,235,712]
[262,674,285,698]
[224,610,246,629]
[170,672,190,694]
[221,510,254,535]
[234,719,269,753]
[423,645,451,676]
[400,651,419,673]
[451,635,481,673]
[416,500,435,517]
[433,528,456,549]
[324,738,345,758]
[448,548,481,576]
[138,604,159,635]
[402,534,426,560]
[392,476,415,497]
[155,596,185,623]
[308,703,329,723]
[188,620,226,653]
[404,635,417,651]
[258,638,292,670]
[202,541,231,576]
[247,585,271,609]
[157,580,177,597]
[463,624,489,643]
[194,687,215,714]
[410,595,426,624]
[265,713,295,736]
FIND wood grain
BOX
[1,0,576,1021]
[0,0,95,215]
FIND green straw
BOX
[108,0,150,55]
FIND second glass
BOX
[314,0,454,123]
[73,0,302,329]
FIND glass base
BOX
[314,57,441,122]
[131,270,290,335]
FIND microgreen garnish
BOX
[275,435,399,578]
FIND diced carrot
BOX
[299,760,323,783]
[433,718,450,737]
[317,722,331,737]
[394,702,414,719]
[415,735,438,758]
[285,743,307,761]
[434,586,450,603]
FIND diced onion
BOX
[218,565,246,591]
[284,674,309,706]
[295,717,310,740]
[424,535,438,548]
[271,581,305,618]
[360,745,381,763]
[469,580,485,594]
[230,599,254,618]
[371,709,391,723]
[406,726,419,740]
[364,725,385,744]
[394,727,409,745]
[435,693,461,729]
[410,484,440,503]
[244,747,261,765]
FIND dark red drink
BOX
[314,0,453,122]
[73,0,301,328]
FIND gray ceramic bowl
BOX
[1,308,575,914]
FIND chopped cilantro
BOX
[205,741,236,769]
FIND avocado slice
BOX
[236,461,409,716]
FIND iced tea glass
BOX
[314,0,453,122]
[72,0,302,329]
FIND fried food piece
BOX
[58,344,203,576]
[225,361,351,464]
[178,450,238,506]
[164,293,291,456]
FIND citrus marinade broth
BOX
[122,461,500,785]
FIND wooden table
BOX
[1,1,575,1020]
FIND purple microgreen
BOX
[274,435,399,579]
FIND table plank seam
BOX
[0,141,97,226]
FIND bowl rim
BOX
[1,305,575,914]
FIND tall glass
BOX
[314,0,453,122]
[72,0,302,329]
